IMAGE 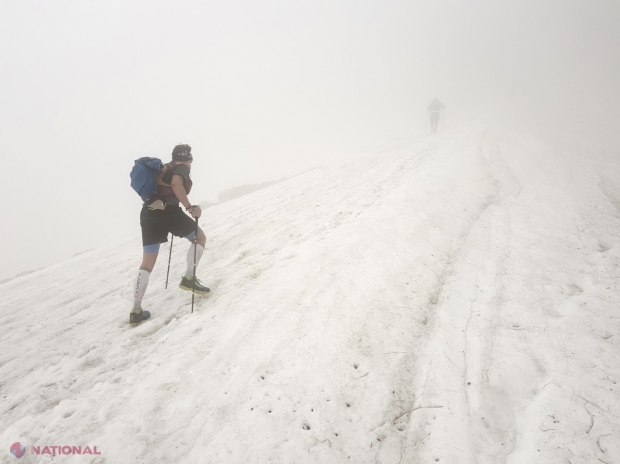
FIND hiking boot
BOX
[130,310,151,325]
[179,276,210,294]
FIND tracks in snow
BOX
[397,131,524,463]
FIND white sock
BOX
[185,244,204,279]
[132,270,150,312]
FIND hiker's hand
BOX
[188,205,202,218]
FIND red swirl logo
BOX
[10,442,26,458]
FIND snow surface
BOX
[1,127,620,463]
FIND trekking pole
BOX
[165,235,174,289]
[191,217,198,314]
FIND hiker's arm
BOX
[171,175,202,218]
[171,175,190,208]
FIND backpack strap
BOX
[157,164,172,186]
[157,160,189,187]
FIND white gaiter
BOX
[132,270,150,312]
[185,244,204,279]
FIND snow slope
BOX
[1,127,619,463]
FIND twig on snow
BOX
[439,326,454,336]
[393,406,443,423]
[308,439,332,453]
[585,407,595,434]
[586,417,594,434]
[597,434,611,454]
[371,421,388,433]
[576,395,606,411]
[542,382,556,391]
[444,351,462,370]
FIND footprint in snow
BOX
[566,284,583,296]
[598,242,611,252]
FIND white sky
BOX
[1,0,619,280]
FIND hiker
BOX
[130,144,209,324]
[427,98,445,134]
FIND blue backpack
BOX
[130,157,164,201]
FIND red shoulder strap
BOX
[157,164,171,186]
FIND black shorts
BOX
[140,205,197,246]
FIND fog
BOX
[1,0,619,281]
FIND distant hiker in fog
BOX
[129,144,210,325]
[427,98,445,134]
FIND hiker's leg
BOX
[133,244,160,312]
[188,228,206,247]
[431,112,439,133]
[168,208,207,279]
[133,204,168,313]
[183,228,206,278]
[140,249,159,272]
